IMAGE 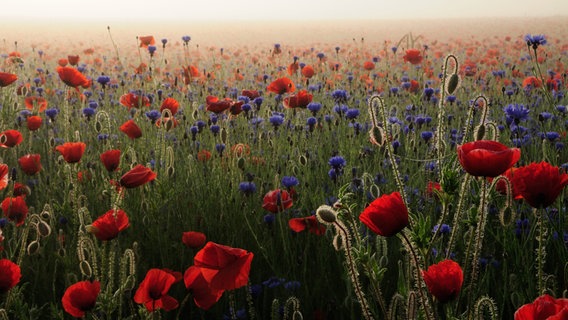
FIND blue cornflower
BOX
[545,131,561,141]
[182,35,191,44]
[45,108,59,121]
[307,102,322,115]
[556,105,566,113]
[284,281,301,291]
[239,181,257,195]
[0,218,7,228]
[97,133,109,141]
[306,117,317,127]
[345,108,360,120]
[210,124,220,135]
[525,34,547,49]
[145,110,161,123]
[263,277,285,288]
[421,131,434,142]
[195,120,206,131]
[189,126,199,135]
[215,143,225,154]
[82,107,96,118]
[515,218,530,237]
[539,112,553,121]
[390,87,399,95]
[333,104,348,116]
[446,95,457,103]
[241,103,252,113]
[269,114,284,127]
[328,156,346,169]
[331,89,348,103]
[264,213,275,225]
[432,224,451,234]
[281,176,299,188]
[503,103,530,124]
[253,97,263,108]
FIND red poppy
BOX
[421,259,463,303]
[57,66,90,89]
[139,35,156,48]
[56,142,87,163]
[58,58,68,67]
[287,62,299,75]
[86,209,129,241]
[182,231,207,249]
[283,89,313,109]
[267,77,296,95]
[192,242,254,291]
[301,65,315,78]
[26,115,42,131]
[120,119,142,139]
[403,49,423,64]
[514,294,568,320]
[182,65,201,84]
[493,167,522,198]
[119,92,150,110]
[288,215,326,235]
[522,76,543,89]
[134,268,179,312]
[262,189,293,213]
[457,140,520,177]
[160,97,179,115]
[100,149,121,172]
[512,162,568,208]
[13,182,30,198]
[24,96,48,112]
[205,95,233,114]
[197,149,212,162]
[0,129,23,148]
[62,280,100,318]
[18,154,42,175]
[363,61,375,71]
[425,181,442,198]
[184,265,224,310]
[229,101,244,116]
[1,196,28,226]
[0,164,8,191]
[119,164,156,188]
[359,191,409,237]
[241,90,260,99]
[67,55,80,66]
[0,72,17,87]
[0,259,21,294]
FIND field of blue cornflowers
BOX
[0,22,566,320]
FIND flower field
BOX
[0,18,567,319]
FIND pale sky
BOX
[1,0,566,21]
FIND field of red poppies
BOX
[0,18,567,319]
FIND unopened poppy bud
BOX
[27,240,40,255]
[316,205,337,224]
[446,74,460,95]
[369,126,383,147]
[475,124,486,141]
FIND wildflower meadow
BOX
[0,18,567,319]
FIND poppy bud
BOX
[316,205,337,224]
[446,73,460,95]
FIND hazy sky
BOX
[1,0,567,21]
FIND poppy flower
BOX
[0,129,23,148]
[301,65,315,78]
[24,96,48,112]
[512,162,568,208]
[56,66,90,89]
[1,196,28,226]
[287,62,299,75]
[182,65,201,84]
[421,259,463,303]
[160,97,179,115]
[267,77,296,95]
[61,280,100,318]
[262,189,293,213]
[139,35,156,48]
[0,259,21,294]
[514,294,568,320]
[192,242,254,291]
[184,265,224,310]
[56,142,87,163]
[13,182,30,198]
[182,231,207,249]
[241,90,260,99]
[119,92,151,110]
[197,150,212,162]
[0,164,8,191]
[18,154,42,175]
[283,90,313,109]
[288,215,326,235]
[100,149,121,172]
[119,164,156,188]
[403,49,423,65]
[58,58,68,67]
[425,181,442,198]
[205,95,233,114]
[26,115,42,131]
[359,191,409,237]
[86,209,129,241]
[134,268,179,312]
[120,120,142,139]
[67,55,80,66]
[457,140,520,177]
[363,61,375,70]
[522,76,543,89]
[229,101,244,116]
[0,72,17,87]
